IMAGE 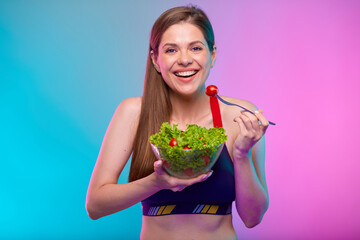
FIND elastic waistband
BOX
[142,202,232,216]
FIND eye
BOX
[192,46,202,51]
[165,48,176,53]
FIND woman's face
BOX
[151,22,216,96]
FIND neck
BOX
[169,88,211,124]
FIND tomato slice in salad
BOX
[202,155,210,166]
[169,137,178,147]
[162,160,171,169]
[183,168,194,177]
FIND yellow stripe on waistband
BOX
[157,206,165,215]
[201,205,210,213]
[207,205,219,214]
[162,205,176,215]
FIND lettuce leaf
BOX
[149,122,227,149]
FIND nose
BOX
[177,51,193,66]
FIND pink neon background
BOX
[196,0,360,239]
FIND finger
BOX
[173,185,185,192]
[234,116,247,134]
[177,185,186,191]
[171,185,184,192]
[242,111,261,132]
[254,109,269,133]
[239,112,253,130]
[154,160,165,175]
[200,170,213,182]
[255,110,269,126]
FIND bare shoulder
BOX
[219,95,258,119]
[218,96,258,156]
[116,96,142,117]
[112,97,142,126]
[100,96,142,170]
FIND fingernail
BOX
[255,110,259,114]
[156,161,161,167]
[202,171,213,181]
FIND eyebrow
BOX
[161,41,206,48]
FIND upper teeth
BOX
[175,71,197,77]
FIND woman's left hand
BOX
[233,109,269,158]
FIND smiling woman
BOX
[150,23,216,96]
[86,5,269,240]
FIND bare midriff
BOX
[140,214,237,240]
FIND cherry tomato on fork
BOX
[205,85,218,97]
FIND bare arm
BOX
[86,97,150,219]
[224,98,269,228]
[233,133,269,228]
[86,97,212,220]
[87,174,161,220]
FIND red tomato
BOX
[183,168,194,177]
[163,160,171,168]
[169,138,178,147]
[202,155,210,166]
[205,85,218,96]
[183,146,191,150]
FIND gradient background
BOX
[1,0,359,239]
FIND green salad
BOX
[149,122,227,177]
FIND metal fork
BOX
[216,95,276,125]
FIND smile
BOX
[174,70,198,78]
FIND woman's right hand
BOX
[152,160,213,192]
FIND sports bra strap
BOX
[210,96,223,128]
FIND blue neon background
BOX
[0,1,167,239]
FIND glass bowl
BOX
[150,143,224,179]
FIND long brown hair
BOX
[129,5,215,182]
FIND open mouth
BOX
[174,70,199,78]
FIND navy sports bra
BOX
[141,97,235,216]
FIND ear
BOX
[150,50,161,73]
[210,45,217,68]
